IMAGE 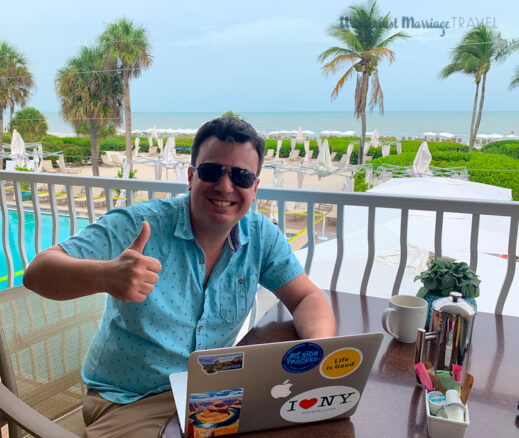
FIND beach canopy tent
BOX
[320,130,355,137]
[294,177,518,316]
[439,132,454,138]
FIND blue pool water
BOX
[0,210,90,289]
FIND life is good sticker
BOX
[282,342,323,373]
[279,386,360,423]
[320,348,363,379]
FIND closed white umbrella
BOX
[290,138,296,152]
[115,161,131,208]
[317,138,333,172]
[370,128,380,147]
[10,129,26,166]
[296,127,305,144]
[412,141,433,176]
[303,140,311,163]
[275,140,282,159]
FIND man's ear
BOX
[252,178,260,201]
[187,166,194,191]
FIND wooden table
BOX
[160,291,519,437]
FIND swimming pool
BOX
[0,210,90,289]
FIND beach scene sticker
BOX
[279,386,360,423]
[198,352,244,375]
[320,348,363,379]
[282,342,323,373]
[188,388,243,437]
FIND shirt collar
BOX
[174,194,249,251]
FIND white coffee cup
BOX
[381,295,428,343]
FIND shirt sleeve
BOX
[59,208,142,261]
[258,216,304,291]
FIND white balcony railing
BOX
[0,170,517,314]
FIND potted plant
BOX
[415,258,480,326]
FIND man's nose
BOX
[214,170,234,193]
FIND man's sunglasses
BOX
[194,162,257,189]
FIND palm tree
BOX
[440,24,515,151]
[318,1,408,163]
[99,18,152,165]
[509,67,519,90]
[0,41,34,135]
[56,46,123,176]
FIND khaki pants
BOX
[82,390,176,438]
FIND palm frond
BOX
[330,66,357,100]
[320,54,359,77]
[369,70,384,114]
[508,66,519,90]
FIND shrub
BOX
[64,146,90,164]
[9,107,48,141]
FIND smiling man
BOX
[23,117,335,437]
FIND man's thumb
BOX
[129,221,150,253]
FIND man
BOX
[23,117,335,437]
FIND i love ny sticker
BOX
[279,386,360,422]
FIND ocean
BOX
[44,111,519,141]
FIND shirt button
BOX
[238,279,243,284]
[199,259,204,265]
[198,325,203,330]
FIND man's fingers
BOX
[128,221,151,253]
[144,256,162,273]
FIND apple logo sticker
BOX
[271,379,293,399]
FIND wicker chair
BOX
[0,286,106,438]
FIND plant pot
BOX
[420,293,477,329]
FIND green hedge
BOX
[367,149,519,200]
[481,140,519,160]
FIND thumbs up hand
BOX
[105,221,162,302]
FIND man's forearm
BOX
[23,247,110,301]
[291,292,336,339]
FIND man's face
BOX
[188,136,260,235]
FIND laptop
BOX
[169,332,383,437]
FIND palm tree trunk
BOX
[468,81,480,151]
[473,73,487,151]
[9,103,14,122]
[123,70,132,168]
[89,120,99,177]
[358,72,369,164]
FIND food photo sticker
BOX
[320,348,363,379]
[279,386,360,423]
[187,388,243,438]
[198,352,244,375]
[282,342,323,373]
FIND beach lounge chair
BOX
[74,187,106,210]
[396,142,402,154]
[42,159,58,173]
[264,149,275,160]
[330,151,337,161]
[0,285,105,438]
[288,149,301,161]
[100,152,118,167]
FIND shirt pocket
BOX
[216,275,254,323]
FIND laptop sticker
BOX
[188,388,243,437]
[320,348,363,379]
[270,379,293,399]
[282,342,323,373]
[197,352,244,375]
[279,386,360,422]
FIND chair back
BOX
[0,286,106,438]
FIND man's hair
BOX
[191,117,265,176]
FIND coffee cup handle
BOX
[382,308,398,340]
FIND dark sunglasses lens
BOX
[230,167,256,188]
[197,163,224,182]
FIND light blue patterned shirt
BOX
[59,194,304,403]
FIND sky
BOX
[2,0,519,113]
